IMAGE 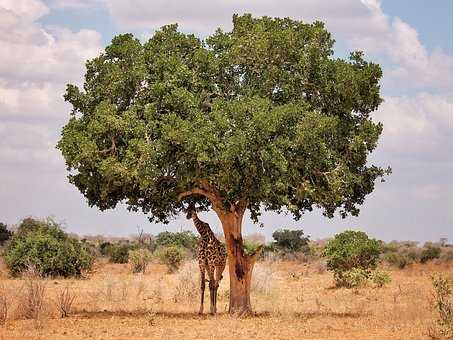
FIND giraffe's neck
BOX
[192,214,215,239]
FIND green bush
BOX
[156,246,185,272]
[99,242,112,256]
[383,252,410,269]
[404,247,421,262]
[14,217,43,235]
[155,231,198,252]
[129,248,152,273]
[370,270,392,287]
[421,247,441,263]
[4,218,94,277]
[0,222,12,245]
[243,239,262,256]
[109,243,137,263]
[272,229,310,254]
[323,230,382,285]
[337,268,369,288]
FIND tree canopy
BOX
[58,13,388,225]
[272,229,310,253]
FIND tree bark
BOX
[217,211,259,316]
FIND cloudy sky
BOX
[1,0,452,243]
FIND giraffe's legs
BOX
[206,266,216,315]
[199,267,206,315]
[213,264,225,314]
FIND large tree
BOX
[57,14,389,315]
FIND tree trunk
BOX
[218,212,259,316]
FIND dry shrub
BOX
[149,277,164,303]
[172,261,198,303]
[56,286,76,318]
[129,249,152,274]
[14,266,47,327]
[251,264,274,295]
[430,274,453,338]
[145,308,157,326]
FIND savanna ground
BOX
[0,257,450,339]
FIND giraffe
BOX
[186,203,227,315]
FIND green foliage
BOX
[4,218,94,277]
[155,231,198,252]
[109,243,137,263]
[0,222,12,245]
[383,252,410,269]
[156,246,185,272]
[323,230,382,284]
[431,274,453,337]
[337,268,369,288]
[243,239,262,256]
[272,229,309,253]
[15,217,48,236]
[420,247,441,263]
[129,248,152,273]
[57,14,388,225]
[99,241,112,256]
[403,247,421,262]
[113,243,135,263]
[109,244,128,263]
[370,270,392,287]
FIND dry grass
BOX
[0,257,451,339]
[172,262,199,303]
[0,285,8,325]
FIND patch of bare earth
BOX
[0,258,450,339]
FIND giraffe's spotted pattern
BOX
[186,204,226,314]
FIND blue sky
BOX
[382,0,453,54]
[1,0,452,243]
[39,1,453,55]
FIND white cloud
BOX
[102,0,372,35]
[0,121,60,166]
[0,8,101,85]
[0,0,49,21]
[375,93,453,161]
[48,0,102,9]
[0,0,102,168]
[352,1,453,93]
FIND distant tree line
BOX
[0,217,452,278]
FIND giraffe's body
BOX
[186,205,227,315]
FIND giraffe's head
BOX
[185,203,196,220]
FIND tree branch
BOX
[99,135,117,155]
[177,188,212,201]
[236,199,248,216]
[177,183,227,217]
